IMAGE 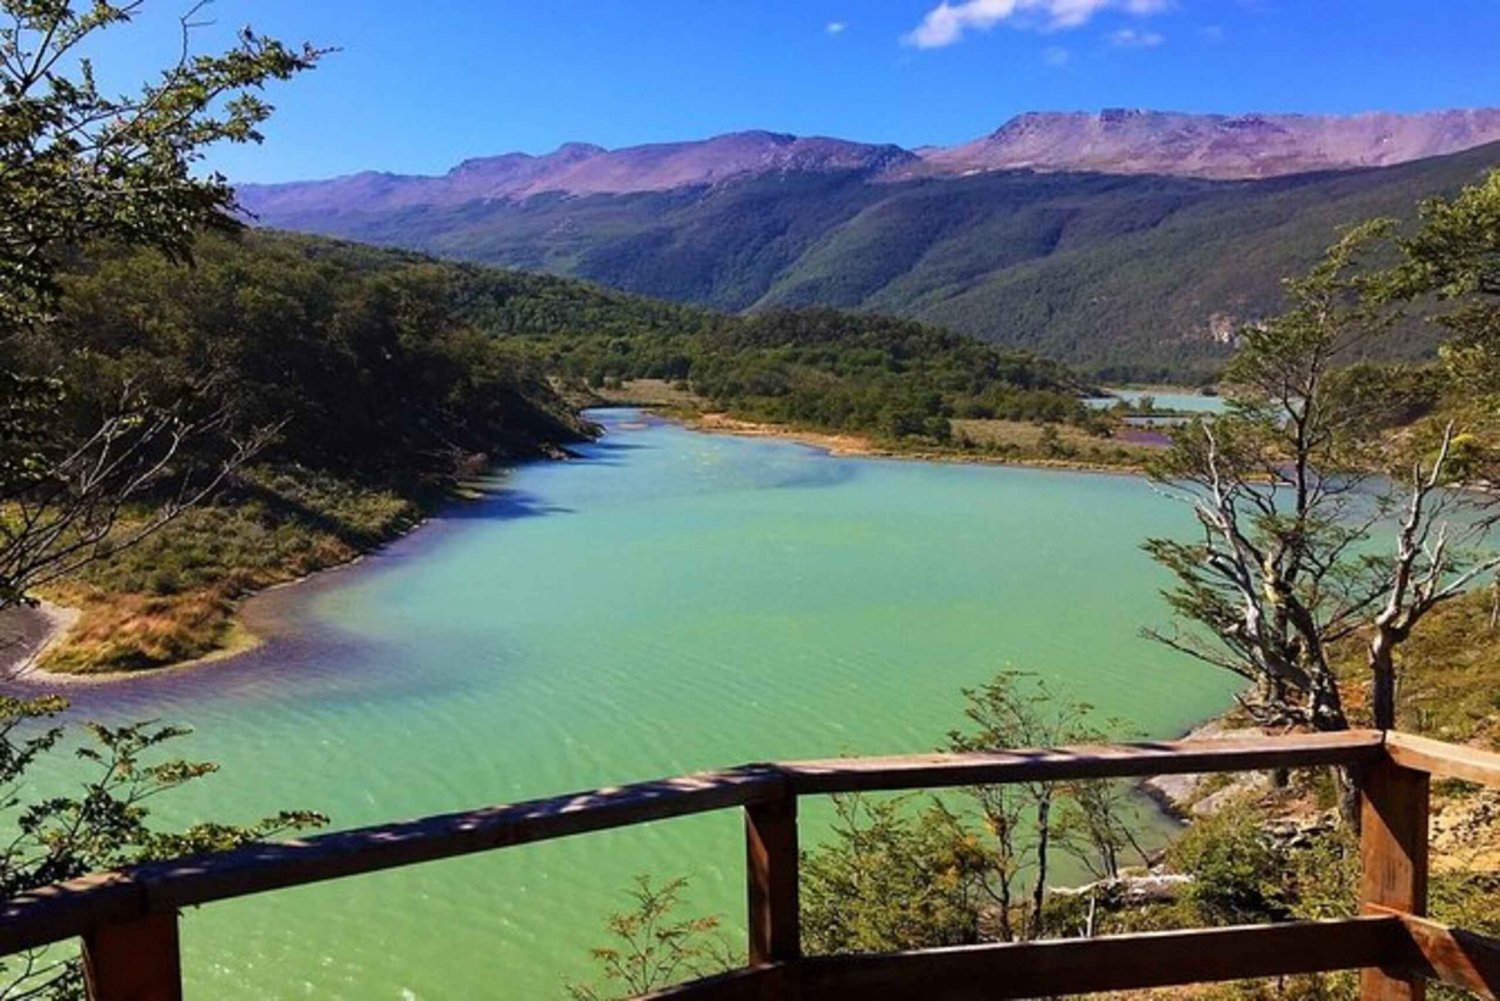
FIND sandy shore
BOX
[681,412,1152,476]
[0,600,88,684]
[685,412,893,457]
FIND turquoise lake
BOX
[1086,389,1228,413]
[37,409,1240,998]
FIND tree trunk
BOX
[1030,794,1051,941]
[1369,637,1397,731]
[996,843,1014,943]
[1335,763,1363,833]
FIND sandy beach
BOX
[0,600,82,683]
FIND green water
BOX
[37,409,1238,999]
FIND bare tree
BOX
[0,374,279,612]
[1143,223,1500,750]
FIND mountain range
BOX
[236,109,1500,378]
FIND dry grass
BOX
[34,467,420,674]
[38,585,238,673]
[587,378,708,410]
[951,418,1163,467]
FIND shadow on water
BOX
[15,578,524,718]
[439,488,575,522]
[8,405,876,716]
[579,437,649,455]
[566,437,653,468]
[9,488,578,717]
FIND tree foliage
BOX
[0,9,332,998]
[801,794,991,955]
[566,876,735,1001]
[0,695,325,998]
[947,670,1143,941]
[799,672,1143,953]
[0,0,322,332]
[0,1,324,611]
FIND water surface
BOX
[34,410,1238,998]
[1086,389,1227,414]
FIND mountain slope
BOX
[244,131,913,213]
[761,142,1500,378]
[239,109,1500,213]
[236,119,1500,378]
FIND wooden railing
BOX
[3,729,1499,1000]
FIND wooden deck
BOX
[3,728,1498,1000]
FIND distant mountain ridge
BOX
[234,112,1500,378]
[911,108,1500,180]
[245,131,916,214]
[240,108,1500,216]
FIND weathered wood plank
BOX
[0,873,142,956]
[792,917,1402,1000]
[143,766,784,911]
[1385,732,1500,789]
[745,796,799,967]
[0,767,784,951]
[1361,757,1431,1001]
[82,910,182,1001]
[0,730,1410,969]
[780,730,1385,795]
[1392,912,1500,999]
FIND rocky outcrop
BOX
[1140,719,1278,818]
[912,108,1500,181]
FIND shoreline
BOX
[0,601,82,683]
[7,406,1158,684]
[1,511,430,688]
[2,597,268,689]
[677,411,1154,477]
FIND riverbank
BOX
[573,374,1171,475]
[683,410,1165,471]
[0,601,82,682]
[4,402,1170,683]
[8,467,459,681]
[1138,588,1500,868]
[4,384,1202,683]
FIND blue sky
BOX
[93,1,1500,183]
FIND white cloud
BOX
[826,20,848,35]
[1042,45,1071,66]
[903,0,1169,48]
[1109,27,1164,47]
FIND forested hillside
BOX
[239,142,1500,380]
[46,229,1083,466]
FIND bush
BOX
[801,794,990,955]
[1168,806,1290,924]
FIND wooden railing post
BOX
[82,911,183,1001]
[745,791,799,968]
[1360,753,1430,1001]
